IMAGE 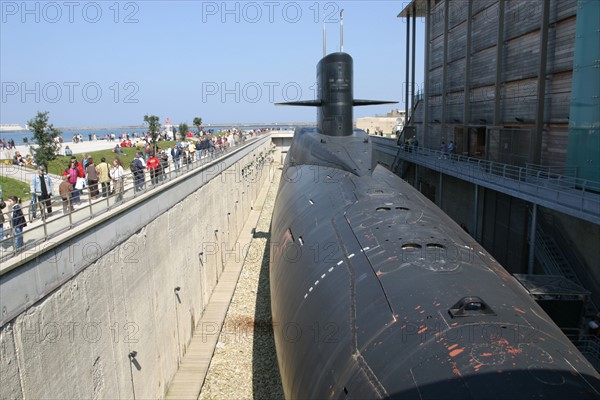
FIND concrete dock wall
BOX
[0,137,274,399]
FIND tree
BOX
[27,111,62,171]
[178,123,189,142]
[193,117,202,136]
[144,115,161,153]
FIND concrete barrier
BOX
[0,136,275,399]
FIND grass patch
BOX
[46,141,176,176]
[1,175,30,200]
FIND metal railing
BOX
[0,135,268,264]
[390,144,600,224]
[525,163,579,179]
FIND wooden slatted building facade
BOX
[401,0,577,168]
[395,0,600,283]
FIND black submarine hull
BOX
[269,128,600,399]
[269,50,600,399]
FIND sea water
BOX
[0,125,296,145]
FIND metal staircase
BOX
[392,96,422,174]
[527,210,600,372]
[535,225,576,279]
[534,210,599,317]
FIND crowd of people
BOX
[11,152,36,167]
[71,130,172,145]
[74,133,120,143]
[0,128,263,252]
[438,140,456,159]
[0,138,17,150]
[61,154,124,206]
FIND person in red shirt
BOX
[146,152,160,185]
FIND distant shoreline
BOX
[1,122,312,132]
[57,125,146,131]
[0,123,303,146]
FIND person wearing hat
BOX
[30,165,53,217]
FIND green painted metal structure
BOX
[567,0,600,183]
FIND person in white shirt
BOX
[110,158,125,202]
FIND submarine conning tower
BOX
[276,51,394,136]
[317,52,354,137]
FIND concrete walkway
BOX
[1,139,125,163]
[0,164,62,185]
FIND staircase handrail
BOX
[532,219,565,276]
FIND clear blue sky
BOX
[1,1,424,127]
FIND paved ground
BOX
[1,139,119,163]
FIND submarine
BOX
[268,21,600,400]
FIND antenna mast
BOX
[323,23,327,57]
[340,9,344,52]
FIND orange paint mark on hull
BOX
[449,348,465,357]
[451,361,463,377]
